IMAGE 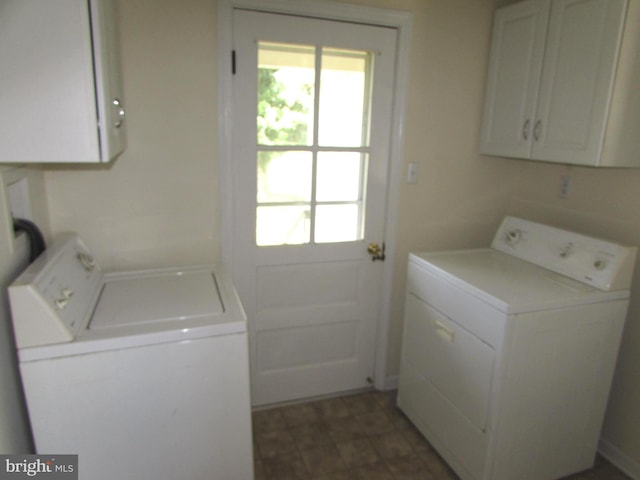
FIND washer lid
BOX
[90,270,223,329]
[18,264,247,362]
[410,249,630,314]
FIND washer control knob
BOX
[55,297,70,310]
[78,252,96,271]
[61,288,74,299]
[594,259,607,271]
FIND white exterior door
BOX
[232,9,397,406]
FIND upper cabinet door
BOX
[533,0,627,165]
[0,0,126,164]
[480,0,550,159]
[91,0,127,163]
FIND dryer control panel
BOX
[492,217,636,291]
[8,234,104,348]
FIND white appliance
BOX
[398,216,636,480]
[8,234,253,480]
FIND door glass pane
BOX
[316,152,366,202]
[255,42,373,247]
[318,48,371,147]
[257,206,310,246]
[258,42,315,146]
[315,204,361,243]
[258,151,312,203]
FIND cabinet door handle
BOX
[435,320,455,343]
[522,119,530,140]
[113,98,125,128]
[533,120,542,141]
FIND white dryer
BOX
[398,217,636,480]
[8,234,253,480]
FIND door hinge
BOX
[231,50,236,75]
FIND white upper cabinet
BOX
[480,0,550,160]
[480,0,640,167]
[0,0,126,164]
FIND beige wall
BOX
[44,0,221,270]
[44,0,520,369]
[38,0,640,471]
[340,0,521,377]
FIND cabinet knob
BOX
[113,98,125,128]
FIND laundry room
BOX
[1,0,640,479]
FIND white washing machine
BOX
[398,217,636,480]
[8,234,253,480]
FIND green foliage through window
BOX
[257,68,310,145]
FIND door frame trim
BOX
[217,0,413,392]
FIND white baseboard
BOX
[599,437,640,479]
[382,374,399,391]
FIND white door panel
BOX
[479,0,549,158]
[232,9,396,405]
[532,0,627,164]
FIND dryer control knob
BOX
[560,242,575,258]
[594,259,607,271]
[506,229,522,246]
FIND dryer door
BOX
[403,293,496,431]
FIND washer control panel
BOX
[492,217,636,291]
[8,234,104,349]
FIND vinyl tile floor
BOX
[252,390,632,480]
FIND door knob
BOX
[367,242,385,261]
